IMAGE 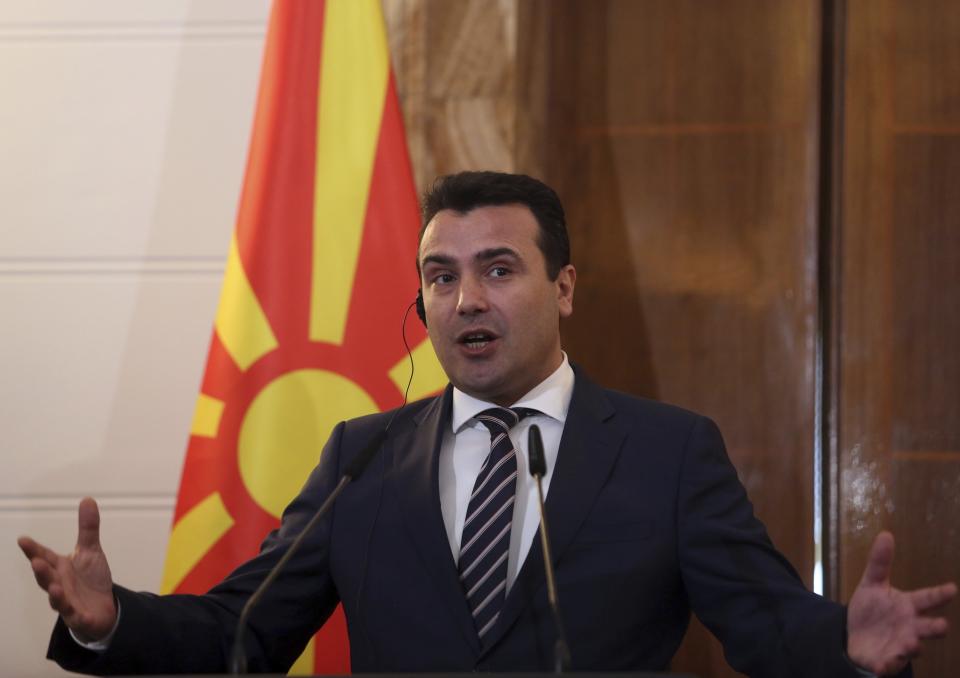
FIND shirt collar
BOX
[451,353,575,433]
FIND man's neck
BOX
[451,353,574,432]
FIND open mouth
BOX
[458,331,497,350]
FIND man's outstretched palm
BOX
[18,497,117,643]
[847,531,957,676]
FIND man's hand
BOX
[847,531,957,676]
[17,497,118,643]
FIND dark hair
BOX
[419,171,570,279]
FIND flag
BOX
[160,0,447,673]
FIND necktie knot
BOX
[475,407,537,437]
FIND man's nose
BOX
[456,277,489,315]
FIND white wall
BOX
[0,2,269,675]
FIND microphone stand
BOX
[232,303,416,672]
[230,429,386,674]
[528,425,572,673]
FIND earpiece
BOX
[415,289,426,327]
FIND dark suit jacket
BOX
[50,369,873,677]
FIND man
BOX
[19,172,956,676]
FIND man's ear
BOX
[556,265,576,318]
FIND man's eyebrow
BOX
[420,253,456,269]
[475,247,520,262]
[419,248,520,269]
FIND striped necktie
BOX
[458,406,534,643]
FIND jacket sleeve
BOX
[676,415,910,678]
[47,420,350,675]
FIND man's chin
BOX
[449,369,508,403]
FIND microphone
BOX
[527,425,572,673]
[229,429,387,674]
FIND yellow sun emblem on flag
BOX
[158,1,446,671]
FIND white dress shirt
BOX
[438,354,574,592]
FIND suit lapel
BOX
[484,369,626,653]
[389,387,482,655]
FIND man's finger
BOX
[909,581,958,612]
[860,531,895,586]
[914,616,949,640]
[17,535,38,559]
[18,536,61,567]
[30,558,58,591]
[76,497,102,551]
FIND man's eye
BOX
[489,266,510,278]
[433,273,455,284]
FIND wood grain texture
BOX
[891,136,960,452]
[385,0,522,194]
[838,1,960,675]
[540,2,821,676]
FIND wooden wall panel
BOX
[891,137,960,452]
[385,0,526,194]
[385,0,554,194]
[542,2,821,676]
[838,1,960,676]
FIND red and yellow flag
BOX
[160,0,446,673]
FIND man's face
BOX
[418,204,575,406]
